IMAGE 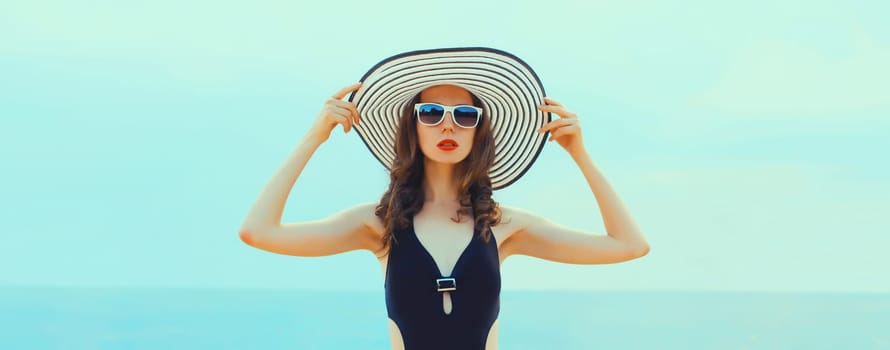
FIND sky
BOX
[1,0,888,292]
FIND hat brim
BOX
[348,47,550,190]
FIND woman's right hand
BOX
[308,83,362,142]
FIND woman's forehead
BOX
[419,85,473,103]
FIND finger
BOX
[332,82,363,100]
[544,124,572,140]
[537,120,556,133]
[348,104,359,124]
[326,106,353,131]
[542,97,564,107]
[329,100,359,122]
[537,105,577,119]
[549,125,578,141]
[537,118,573,133]
[330,100,360,124]
[330,105,356,123]
[332,114,352,133]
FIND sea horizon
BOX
[2,286,887,349]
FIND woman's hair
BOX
[373,91,502,258]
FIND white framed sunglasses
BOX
[413,103,482,128]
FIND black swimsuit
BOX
[384,218,501,349]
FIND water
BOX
[1,287,888,349]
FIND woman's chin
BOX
[425,153,470,165]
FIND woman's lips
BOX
[437,139,458,151]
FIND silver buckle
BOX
[436,277,457,292]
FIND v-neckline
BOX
[411,217,476,278]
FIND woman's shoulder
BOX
[350,201,385,237]
[498,203,535,222]
[489,204,537,251]
[494,203,535,232]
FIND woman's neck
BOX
[422,160,461,205]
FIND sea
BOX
[1,287,888,349]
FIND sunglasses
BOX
[413,103,482,128]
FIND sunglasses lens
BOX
[453,106,480,127]
[417,104,445,124]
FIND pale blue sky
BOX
[1,0,888,292]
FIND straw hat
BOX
[348,47,550,190]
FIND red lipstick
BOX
[437,139,458,151]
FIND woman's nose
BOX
[441,112,455,131]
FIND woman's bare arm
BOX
[501,153,649,264]
[238,83,380,257]
[501,97,649,264]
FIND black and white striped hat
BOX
[348,47,550,190]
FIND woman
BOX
[239,48,649,350]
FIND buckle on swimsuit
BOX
[436,277,457,292]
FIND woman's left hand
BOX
[537,97,586,155]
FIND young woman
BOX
[239,48,649,350]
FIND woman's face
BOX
[415,85,478,166]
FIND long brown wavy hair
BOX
[373,89,502,258]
